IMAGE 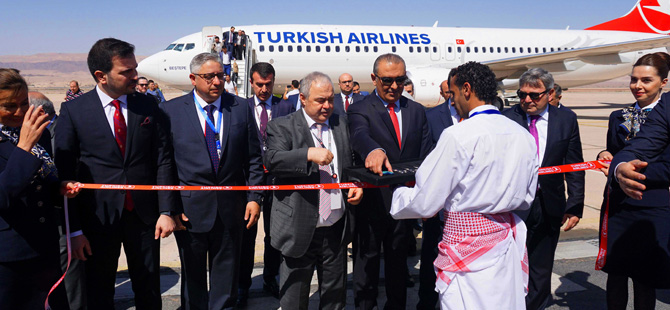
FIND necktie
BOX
[111,99,134,211]
[315,123,332,221]
[529,115,540,157]
[345,96,350,112]
[259,102,269,141]
[204,104,220,174]
[388,102,401,148]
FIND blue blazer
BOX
[0,133,60,262]
[55,90,180,232]
[161,91,264,233]
[503,104,585,218]
[425,102,454,146]
[348,93,432,212]
[333,92,363,116]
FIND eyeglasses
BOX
[375,75,407,86]
[195,72,224,83]
[517,89,549,101]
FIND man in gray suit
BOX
[263,71,363,310]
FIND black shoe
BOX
[263,277,280,299]
[236,288,249,308]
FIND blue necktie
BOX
[204,104,220,174]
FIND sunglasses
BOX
[195,72,225,83]
[375,75,407,86]
[138,83,148,87]
[517,89,549,101]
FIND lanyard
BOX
[194,94,223,155]
[469,108,501,118]
[310,125,338,180]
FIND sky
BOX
[0,0,637,56]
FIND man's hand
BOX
[154,214,177,239]
[173,214,188,231]
[60,181,82,198]
[615,159,648,200]
[561,214,580,231]
[72,235,92,261]
[244,201,261,229]
[307,147,334,166]
[347,188,363,205]
[365,149,393,176]
[597,151,613,176]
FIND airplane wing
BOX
[483,36,670,80]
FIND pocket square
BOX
[141,117,151,126]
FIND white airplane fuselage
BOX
[138,24,667,104]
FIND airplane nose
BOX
[137,54,161,81]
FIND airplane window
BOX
[364,46,369,52]
[474,47,478,53]
[482,47,486,53]
[535,47,539,53]
[295,46,300,52]
[543,47,546,53]
[433,46,437,53]
[326,46,331,52]
[345,46,350,52]
[490,47,494,53]
[497,47,501,53]
[409,46,413,53]
[519,47,523,53]
[550,47,554,52]
[417,47,421,53]
[336,46,340,52]
[457,46,462,53]
[306,46,311,52]
[356,46,360,52]
[315,46,320,52]
[448,46,452,53]
[392,46,396,52]
[185,43,195,50]
[466,47,470,53]
[504,47,508,53]
[259,45,265,52]
[279,45,284,52]
[165,44,176,50]
[288,46,293,52]
[269,45,274,52]
[374,46,378,52]
[512,47,516,53]
[174,44,184,52]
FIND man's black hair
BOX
[87,38,135,82]
[249,62,276,81]
[291,80,300,88]
[450,62,498,104]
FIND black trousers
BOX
[175,215,242,310]
[524,199,562,310]
[353,208,408,310]
[417,216,442,310]
[84,209,161,310]
[239,192,281,291]
[0,254,69,310]
[280,218,347,310]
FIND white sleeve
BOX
[390,130,467,219]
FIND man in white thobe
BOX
[391,62,539,310]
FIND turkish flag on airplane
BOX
[456,39,465,45]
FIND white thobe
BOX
[391,104,539,310]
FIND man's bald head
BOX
[338,73,354,95]
[440,80,452,102]
[28,91,56,116]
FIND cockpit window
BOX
[174,44,185,52]
[185,43,195,50]
[165,44,176,50]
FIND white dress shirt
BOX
[96,86,128,137]
[253,96,273,131]
[374,91,403,139]
[340,93,354,108]
[391,104,539,218]
[526,106,549,162]
[193,91,224,146]
[301,109,344,227]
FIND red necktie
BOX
[345,96,350,112]
[388,102,401,148]
[111,99,134,211]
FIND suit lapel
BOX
[88,91,123,160]
[219,95,233,160]
[542,105,558,166]
[183,91,207,148]
[372,96,400,150]
[329,116,347,177]
[399,98,410,154]
[125,94,140,161]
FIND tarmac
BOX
[43,89,670,309]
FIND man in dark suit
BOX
[237,62,294,307]
[333,73,363,115]
[348,53,432,310]
[264,71,363,309]
[160,52,264,310]
[235,30,246,60]
[502,68,585,310]
[222,26,237,56]
[55,38,181,310]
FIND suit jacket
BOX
[55,90,179,232]
[333,92,363,116]
[425,102,454,145]
[348,93,432,212]
[288,94,300,111]
[503,104,585,218]
[0,133,60,262]
[263,111,353,258]
[247,95,296,153]
[161,91,264,233]
[608,102,670,207]
[222,31,237,45]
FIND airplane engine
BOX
[406,67,452,107]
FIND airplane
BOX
[137,0,670,105]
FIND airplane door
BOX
[445,43,456,61]
[430,43,440,61]
[201,26,223,52]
